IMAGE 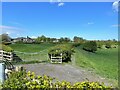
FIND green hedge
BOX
[48,44,74,61]
[83,41,97,53]
[2,70,113,89]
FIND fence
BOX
[51,53,62,63]
[0,50,13,61]
[13,50,48,62]
[0,63,5,83]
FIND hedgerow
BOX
[2,70,113,89]
[82,41,97,53]
[48,44,74,62]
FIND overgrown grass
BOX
[75,46,118,80]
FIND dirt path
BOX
[20,63,114,86]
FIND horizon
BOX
[1,2,119,40]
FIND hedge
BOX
[2,70,113,89]
[48,44,74,61]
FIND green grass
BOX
[75,47,118,80]
[9,43,56,52]
[9,43,56,62]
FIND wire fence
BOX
[13,49,49,62]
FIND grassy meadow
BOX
[9,43,56,52]
[9,43,118,82]
[9,43,56,62]
[74,46,118,81]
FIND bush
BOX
[105,42,111,49]
[97,42,103,49]
[83,41,97,53]
[48,44,74,62]
[72,43,81,47]
[2,70,113,89]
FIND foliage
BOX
[82,41,97,53]
[105,42,112,49]
[48,44,74,62]
[97,42,103,49]
[0,44,13,52]
[0,34,11,42]
[73,36,85,44]
[72,43,81,47]
[2,70,113,89]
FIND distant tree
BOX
[59,37,64,43]
[0,34,11,42]
[96,42,103,49]
[105,42,112,49]
[83,41,97,53]
[64,37,71,43]
[73,36,84,44]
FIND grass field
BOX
[9,43,118,82]
[74,46,118,81]
[9,43,56,52]
[9,43,56,62]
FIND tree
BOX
[105,42,111,49]
[0,34,11,42]
[73,36,84,44]
[83,41,97,53]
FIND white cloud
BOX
[6,32,11,35]
[111,24,120,27]
[87,22,94,25]
[112,1,120,12]
[0,25,23,35]
[58,2,64,7]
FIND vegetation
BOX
[75,46,118,81]
[105,42,112,49]
[82,41,97,53]
[48,44,74,62]
[73,36,85,44]
[0,44,13,52]
[9,43,55,53]
[2,70,113,89]
[0,34,11,42]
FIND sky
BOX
[1,1,119,40]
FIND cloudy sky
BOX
[1,1,119,40]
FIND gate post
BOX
[0,63,5,83]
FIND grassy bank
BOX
[9,43,56,62]
[9,43,56,52]
[74,46,118,80]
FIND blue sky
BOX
[1,2,119,40]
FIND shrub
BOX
[48,44,74,62]
[72,43,81,47]
[97,42,103,49]
[105,42,111,49]
[83,41,97,53]
[2,70,113,89]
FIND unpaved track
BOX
[21,63,114,86]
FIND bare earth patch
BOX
[20,63,116,86]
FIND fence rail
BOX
[0,50,13,61]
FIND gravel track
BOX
[20,63,115,86]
